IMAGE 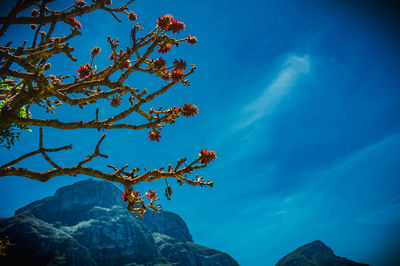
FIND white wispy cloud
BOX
[235,54,311,130]
[208,54,312,177]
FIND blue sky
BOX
[1,0,400,265]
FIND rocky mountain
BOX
[276,240,370,266]
[0,179,238,266]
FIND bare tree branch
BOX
[0,0,213,215]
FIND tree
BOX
[0,0,216,218]
[0,236,12,256]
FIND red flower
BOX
[157,15,185,34]
[180,103,198,117]
[128,11,137,21]
[173,59,187,70]
[157,14,174,30]
[158,43,171,54]
[170,69,183,82]
[199,148,216,166]
[186,35,198,45]
[64,17,82,30]
[91,47,101,57]
[154,57,166,70]
[148,130,161,141]
[77,64,91,79]
[122,192,128,202]
[168,20,185,34]
[145,189,157,200]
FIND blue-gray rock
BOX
[0,179,238,266]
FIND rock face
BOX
[0,179,238,266]
[276,240,370,266]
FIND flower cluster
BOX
[149,57,169,80]
[122,192,128,202]
[199,149,216,166]
[77,64,91,79]
[145,189,157,201]
[173,59,187,70]
[157,14,174,30]
[158,43,171,54]
[149,58,187,82]
[170,69,183,82]
[154,57,166,70]
[148,129,161,142]
[122,191,140,202]
[74,0,86,8]
[180,103,198,117]
[169,20,185,34]
[162,103,198,125]
[156,14,185,34]
[110,95,121,107]
[91,47,101,57]
[64,17,82,30]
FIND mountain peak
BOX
[300,240,335,255]
[15,179,126,225]
[276,240,370,266]
[54,178,125,208]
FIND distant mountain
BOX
[0,179,238,266]
[276,240,370,266]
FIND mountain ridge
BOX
[0,179,238,266]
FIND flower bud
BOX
[31,9,39,17]
[91,47,101,57]
[187,35,197,45]
[74,0,86,8]
[128,11,137,21]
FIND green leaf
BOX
[0,78,32,150]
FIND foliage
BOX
[0,236,11,256]
[0,78,31,150]
[0,0,215,218]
